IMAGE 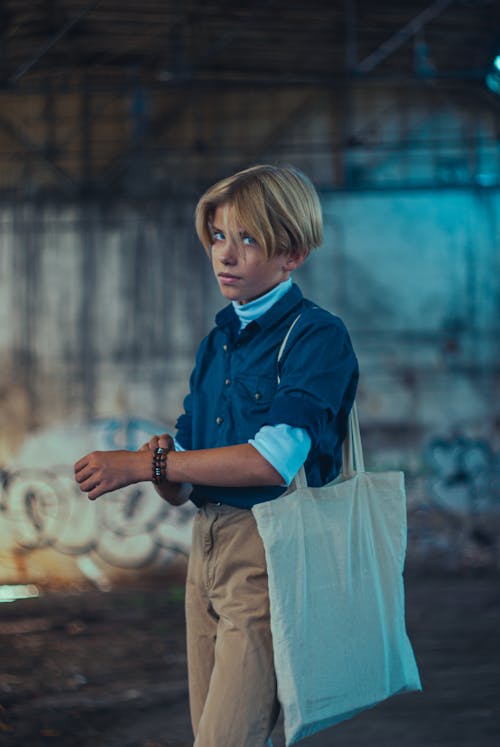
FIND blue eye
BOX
[242,235,257,246]
[212,231,225,242]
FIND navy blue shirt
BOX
[175,283,359,509]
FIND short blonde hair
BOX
[195,164,323,260]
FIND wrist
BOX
[135,449,154,483]
[151,435,175,486]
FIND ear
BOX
[283,247,310,271]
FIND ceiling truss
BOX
[0,0,498,194]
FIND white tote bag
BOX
[252,402,422,745]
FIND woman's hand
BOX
[74,449,150,501]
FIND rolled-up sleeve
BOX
[249,423,312,486]
[175,345,202,451]
[265,315,358,446]
[175,397,192,451]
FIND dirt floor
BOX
[0,572,499,747]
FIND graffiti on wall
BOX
[0,418,195,582]
[1,416,499,581]
[425,433,498,516]
[0,467,194,568]
[407,432,500,571]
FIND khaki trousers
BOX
[185,502,279,747]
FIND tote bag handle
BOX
[277,314,364,489]
[342,402,365,476]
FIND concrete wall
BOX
[1,187,499,584]
[312,189,499,442]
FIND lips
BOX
[218,272,241,284]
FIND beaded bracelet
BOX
[152,435,174,485]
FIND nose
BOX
[218,237,238,265]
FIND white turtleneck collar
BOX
[232,278,292,329]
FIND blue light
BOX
[486,72,500,94]
[486,55,500,95]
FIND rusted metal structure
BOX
[0,0,499,194]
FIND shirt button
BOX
[216,416,223,425]
[223,344,228,352]
[225,378,231,386]
[254,392,262,401]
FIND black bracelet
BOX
[152,436,173,485]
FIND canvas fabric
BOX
[252,402,422,745]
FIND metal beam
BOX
[101,0,285,186]
[80,77,92,190]
[356,0,456,74]
[42,0,57,159]
[0,67,489,96]
[0,115,76,189]
[171,0,284,78]
[344,0,358,72]
[232,92,321,173]
[10,0,100,84]
[101,91,190,186]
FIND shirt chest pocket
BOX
[233,374,277,438]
